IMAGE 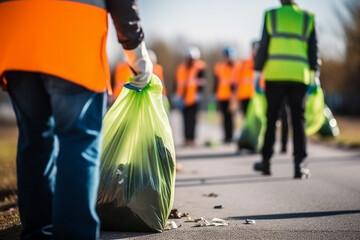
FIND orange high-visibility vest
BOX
[236,57,265,100]
[214,61,242,101]
[176,60,206,106]
[0,0,110,93]
[113,62,133,99]
[236,58,255,100]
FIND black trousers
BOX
[280,99,289,149]
[183,103,198,140]
[219,100,233,142]
[262,82,307,161]
[241,99,250,116]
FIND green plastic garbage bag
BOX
[305,87,326,136]
[97,75,176,232]
[317,105,340,137]
[238,92,267,152]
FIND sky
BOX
[106,0,349,65]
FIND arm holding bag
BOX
[97,75,176,232]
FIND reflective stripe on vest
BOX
[0,0,110,93]
[264,5,314,84]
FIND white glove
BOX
[123,41,153,89]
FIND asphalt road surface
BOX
[100,110,360,240]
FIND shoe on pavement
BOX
[253,161,271,175]
[280,146,287,154]
[294,163,310,179]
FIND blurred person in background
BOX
[111,58,134,104]
[253,0,320,179]
[234,41,261,116]
[174,47,207,147]
[0,0,152,239]
[213,47,241,143]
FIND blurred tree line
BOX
[321,0,360,115]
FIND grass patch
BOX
[0,210,21,240]
[311,116,360,148]
[0,123,20,239]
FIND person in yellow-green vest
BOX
[253,0,320,179]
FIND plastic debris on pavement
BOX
[245,219,256,224]
[169,209,189,219]
[168,209,229,229]
[194,217,229,227]
[164,221,181,230]
[194,217,211,227]
[214,205,224,209]
[202,192,218,197]
[211,218,229,226]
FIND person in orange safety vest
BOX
[234,41,264,116]
[174,46,206,146]
[213,47,242,143]
[0,0,152,239]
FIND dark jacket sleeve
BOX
[254,15,269,71]
[106,0,144,50]
[307,27,320,71]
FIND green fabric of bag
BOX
[237,92,267,152]
[305,86,326,136]
[97,75,176,232]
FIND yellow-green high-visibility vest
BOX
[264,4,315,85]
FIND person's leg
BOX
[262,83,286,161]
[220,100,233,142]
[280,100,289,153]
[287,83,308,178]
[187,104,198,142]
[5,71,56,240]
[43,75,106,240]
[182,106,191,142]
[241,99,250,116]
[255,82,286,175]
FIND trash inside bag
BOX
[305,86,326,136]
[237,92,267,152]
[97,75,176,232]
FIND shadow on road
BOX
[227,210,360,221]
[176,151,360,164]
[176,152,240,161]
[100,232,155,240]
[176,174,291,188]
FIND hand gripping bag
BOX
[237,92,267,152]
[97,75,176,232]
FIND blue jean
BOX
[5,71,106,240]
